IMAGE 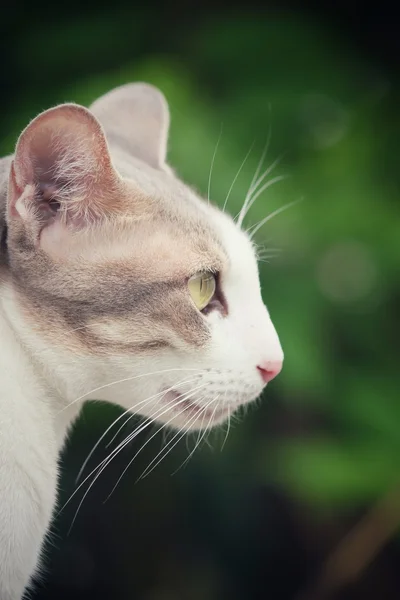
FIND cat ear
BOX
[8,103,122,231]
[90,83,170,170]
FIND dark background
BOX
[1,1,399,599]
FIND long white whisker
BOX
[244,174,289,216]
[100,381,209,468]
[139,397,219,481]
[103,387,212,501]
[257,258,271,264]
[222,142,254,213]
[249,114,272,190]
[236,155,285,226]
[204,401,220,450]
[257,254,282,262]
[58,367,204,413]
[76,401,152,485]
[208,123,223,204]
[248,197,303,239]
[104,375,202,449]
[248,153,286,198]
[257,248,282,256]
[170,401,209,476]
[63,402,174,520]
[172,396,221,474]
[60,382,210,529]
[161,425,170,451]
[106,402,203,497]
[75,374,201,483]
[237,112,271,226]
[221,408,231,451]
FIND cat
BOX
[0,82,283,599]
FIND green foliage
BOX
[272,437,397,506]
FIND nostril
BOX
[257,361,283,384]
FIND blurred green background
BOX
[1,3,399,599]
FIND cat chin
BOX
[156,409,231,433]
[154,389,240,431]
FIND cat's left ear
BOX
[90,82,171,172]
[8,103,124,234]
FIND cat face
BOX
[4,83,283,431]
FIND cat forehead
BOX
[64,219,227,277]
[42,198,227,274]
[40,163,250,273]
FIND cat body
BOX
[0,83,283,598]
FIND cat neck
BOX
[0,288,83,447]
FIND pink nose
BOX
[257,361,282,384]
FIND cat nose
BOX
[257,360,282,384]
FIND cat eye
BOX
[188,271,216,311]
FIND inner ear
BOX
[90,82,170,170]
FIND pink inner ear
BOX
[10,104,122,229]
[40,182,60,203]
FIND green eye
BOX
[188,272,216,311]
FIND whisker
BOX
[161,425,172,450]
[245,173,290,216]
[237,112,271,226]
[222,142,255,213]
[58,367,205,413]
[203,435,214,450]
[248,153,286,198]
[104,375,202,449]
[249,112,272,190]
[256,250,283,259]
[257,254,280,261]
[60,382,210,530]
[170,401,209,475]
[207,122,223,204]
[236,155,286,226]
[139,397,219,481]
[172,396,221,474]
[248,197,304,239]
[75,373,201,483]
[221,408,231,451]
[185,430,193,454]
[257,251,283,264]
[204,402,221,450]
[257,247,282,254]
[103,386,212,501]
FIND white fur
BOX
[0,305,59,599]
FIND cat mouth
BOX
[162,389,230,423]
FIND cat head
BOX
[4,83,283,431]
